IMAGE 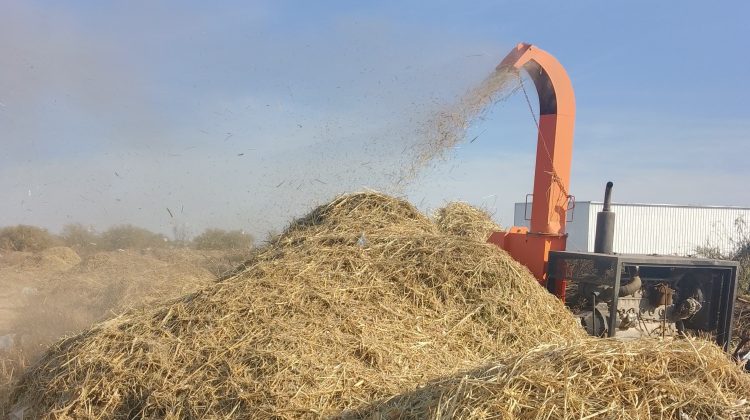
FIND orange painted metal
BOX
[488,230,566,281]
[489,43,575,282]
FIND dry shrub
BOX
[735,245,750,296]
[434,202,501,242]
[9,192,583,418]
[731,218,750,294]
[0,225,59,252]
[360,338,750,419]
[98,225,168,251]
[192,228,254,250]
[60,223,99,253]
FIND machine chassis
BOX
[547,250,739,351]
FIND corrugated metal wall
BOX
[514,202,750,255]
[587,203,750,255]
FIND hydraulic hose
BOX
[618,275,642,297]
[585,274,642,302]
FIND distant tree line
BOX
[0,224,254,252]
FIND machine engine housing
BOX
[547,251,738,350]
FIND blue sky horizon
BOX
[1,0,748,238]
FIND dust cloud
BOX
[0,4,529,411]
[0,1,524,240]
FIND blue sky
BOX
[1,0,748,238]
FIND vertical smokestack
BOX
[594,182,615,254]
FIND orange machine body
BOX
[488,43,575,282]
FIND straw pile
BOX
[33,247,81,271]
[9,192,584,418]
[434,202,501,242]
[8,247,82,272]
[359,338,750,419]
[0,248,220,419]
[9,192,750,419]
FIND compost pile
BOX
[9,193,750,419]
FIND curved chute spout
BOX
[498,42,575,235]
[488,43,576,281]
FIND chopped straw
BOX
[9,192,582,418]
[397,68,519,185]
[356,338,750,419]
[434,202,501,242]
[8,193,750,419]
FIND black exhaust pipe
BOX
[594,182,615,254]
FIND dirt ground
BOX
[0,246,249,412]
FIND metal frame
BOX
[524,194,576,222]
[566,195,576,222]
[547,251,739,350]
[524,193,533,221]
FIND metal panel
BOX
[513,202,527,227]
[565,201,590,252]
[513,202,591,251]
[586,202,750,255]
[514,201,750,255]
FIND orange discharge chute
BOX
[488,43,576,282]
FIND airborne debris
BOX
[396,67,520,185]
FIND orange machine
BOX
[487,43,576,282]
[487,44,740,352]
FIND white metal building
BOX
[513,201,750,256]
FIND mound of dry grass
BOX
[32,247,81,271]
[0,348,26,419]
[434,202,501,242]
[0,248,222,419]
[9,192,583,418]
[9,192,749,419]
[286,191,436,236]
[361,338,750,419]
[0,246,81,272]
